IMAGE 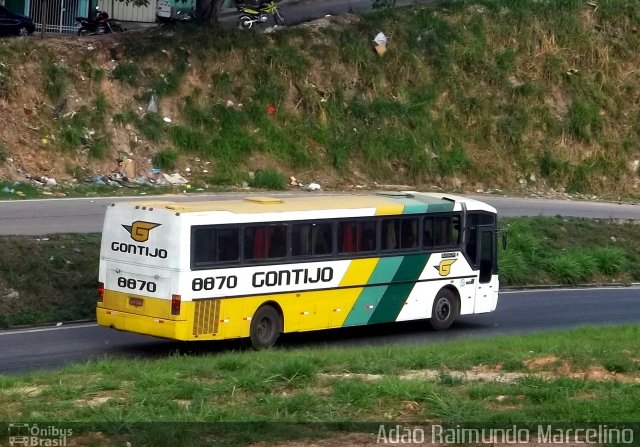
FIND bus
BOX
[97,192,499,348]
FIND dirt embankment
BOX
[1,3,640,196]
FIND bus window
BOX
[217,228,240,262]
[244,224,287,260]
[465,212,496,266]
[292,222,333,257]
[339,220,376,254]
[193,228,215,264]
[400,218,419,249]
[424,215,460,249]
[192,227,239,266]
[382,218,418,251]
[479,229,495,283]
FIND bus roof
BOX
[114,192,497,216]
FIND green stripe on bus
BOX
[367,253,430,325]
[425,202,456,213]
[398,199,427,215]
[411,196,456,213]
[343,257,404,327]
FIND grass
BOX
[112,61,140,87]
[41,55,68,102]
[249,169,288,190]
[0,234,100,326]
[153,149,179,170]
[57,94,111,157]
[0,181,41,199]
[498,216,640,285]
[0,325,638,445]
[0,217,638,328]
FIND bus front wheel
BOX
[429,288,458,331]
[250,305,281,349]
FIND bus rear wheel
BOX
[250,305,281,349]
[429,288,458,331]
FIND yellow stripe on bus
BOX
[374,203,405,216]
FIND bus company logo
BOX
[122,221,161,242]
[435,259,457,276]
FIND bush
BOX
[153,149,179,170]
[249,169,288,190]
[112,61,140,87]
[591,247,628,276]
[42,57,68,102]
[498,250,529,285]
[546,251,597,284]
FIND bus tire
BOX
[429,288,458,331]
[250,305,281,349]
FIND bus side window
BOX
[400,218,418,249]
[423,217,434,248]
[424,215,460,249]
[193,228,215,264]
[292,224,310,256]
[339,220,376,254]
[382,219,398,251]
[267,225,287,258]
[292,222,333,257]
[339,222,357,253]
[245,225,287,260]
[217,228,239,262]
[359,221,377,252]
[313,223,333,255]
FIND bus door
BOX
[465,213,498,313]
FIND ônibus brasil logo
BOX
[122,220,161,242]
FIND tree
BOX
[196,0,224,24]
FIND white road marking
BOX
[0,323,97,336]
[500,286,640,294]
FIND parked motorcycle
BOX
[236,0,284,30]
[76,7,123,35]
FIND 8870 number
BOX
[192,275,238,291]
[117,276,157,292]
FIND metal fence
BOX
[30,0,83,34]
[29,0,159,34]
[100,0,157,23]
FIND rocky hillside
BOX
[1,0,640,196]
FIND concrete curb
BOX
[501,282,640,291]
[2,319,95,331]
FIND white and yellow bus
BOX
[97,192,499,348]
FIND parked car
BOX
[0,5,35,37]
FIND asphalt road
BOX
[0,193,637,235]
[1,287,638,375]
[1,2,638,377]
